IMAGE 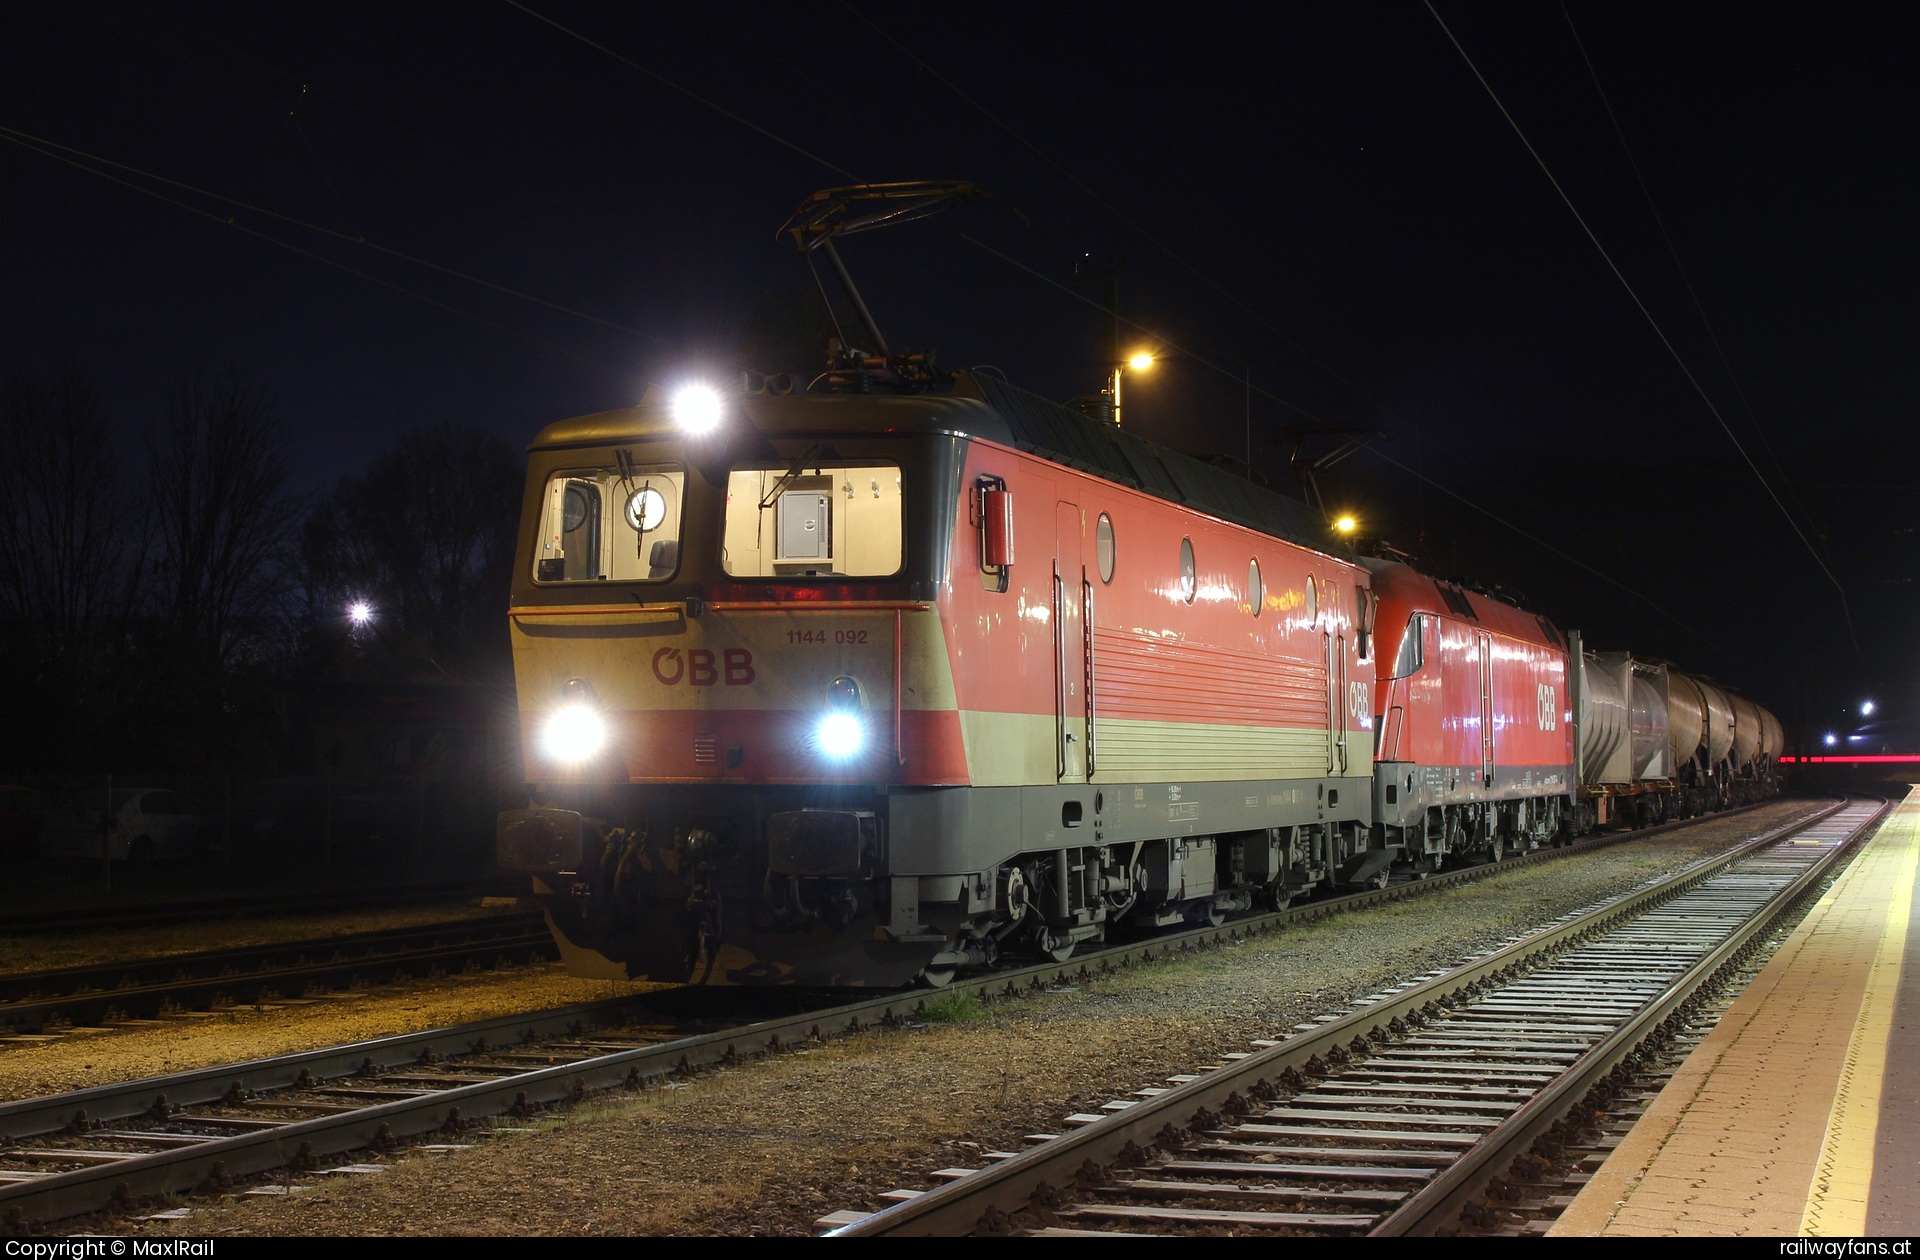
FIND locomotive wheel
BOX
[1193,901,1226,928]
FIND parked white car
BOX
[39,789,211,863]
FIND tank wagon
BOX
[1566,642,1783,829]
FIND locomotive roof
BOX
[533,370,1345,557]
[1366,557,1567,653]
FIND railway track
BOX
[0,798,1823,1232]
[818,796,1882,1237]
[0,880,524,936]
[0,913,554,1039]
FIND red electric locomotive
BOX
[495,371,1382,986]
[1367,560,1574,864]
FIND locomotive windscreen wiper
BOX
[757,443,826,510]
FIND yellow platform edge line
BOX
[1801,798,1920,1236]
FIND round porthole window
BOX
[624,485,666,532]
[1179,538,1196,604]
[1304,575,1318,623]
[1249,558,1263,616]
[1097,513,1116,584]
[562,485,590,533]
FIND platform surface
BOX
[1551,790,1920,1236]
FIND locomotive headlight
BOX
[815,711,867,760]
[815,675,866,760]
[671,383,724,436]
[542,704,608,762]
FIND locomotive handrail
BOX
[894,608,906,766]
[1053,568,1067,781]
[1084,575,1097,778]
[703,601,933,612]
[508,603,686,620]
[508,600,933,615]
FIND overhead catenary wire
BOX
[504,0,1709,643]
[500,0,1329,422]
[501,0,859,182]
[833,0,1395,421]
[1558,2,1830,544]
[1424,1,1859,656]
[826,0,1719,642]
[0,129,626,378]
[1362,445,1726,661]
[0,122,682,353]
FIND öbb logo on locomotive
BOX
[494,183,1783,989]
[650,646,756,687]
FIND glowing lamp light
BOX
[671,383,724,435]
[1127,352,1155,371]
[1333,515,1358,535]
[542,705,607,763]
[1824,733,1838,747]
[815,711,867,760]
[347,601,374,626]
[1861,700,1876,716]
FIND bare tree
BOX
[302,421,521,678]
[147,374,299,673]
[0,363,133,670]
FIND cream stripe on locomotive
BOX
[1096,717,1374,779]
[957,710,1372,785]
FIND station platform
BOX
[1550,788,1920,1237]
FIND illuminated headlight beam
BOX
[542,705,608,762]
[815,711,867,760]
[672,384,724,435]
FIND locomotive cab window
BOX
[1391,614,1426,678]
[534,464,686,583]
[723,462,902,578]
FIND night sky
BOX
[5,3,1912,747]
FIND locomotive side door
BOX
[1336,633,1349,774]
[1477,631,1495,787]
[1055,502,1087,783]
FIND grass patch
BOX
[922,988,987,1024]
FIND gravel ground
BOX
[0,898,530,976]
[0,964,665,1102]
[102,799,1821,1237]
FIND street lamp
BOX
[348,600,374,628]
[1861,700,1876,717]
[1109,351,1155,427]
